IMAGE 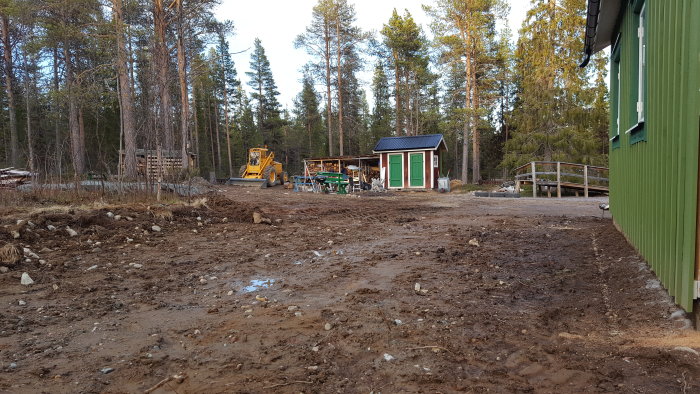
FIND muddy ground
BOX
[0,188,699,393]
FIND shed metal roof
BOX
[373,134,445,152]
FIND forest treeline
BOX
[0,0,608,183]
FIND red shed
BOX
[373,134,447,190]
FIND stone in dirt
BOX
[324,323,332,331]
[383,353,395,361]
[65,227,78,237]
[151,225,162,232]
[20,272,34,285]
[558,332,584,340]
[23,248,39,260]
[253,212,272,225]
[100,367,114,374]
[10,230,20,239]
[468,239,480,247]
[46,225,56,231]
[673,346,699,356]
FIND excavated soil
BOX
[0,188,699,393]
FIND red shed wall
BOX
[381,150,438,189]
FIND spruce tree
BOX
[503,0,608,168]
[369,62,393,143]
[293,69,325,158]
[246,38,282,150]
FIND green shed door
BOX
[389,154,403,188]
[409,153,424,187]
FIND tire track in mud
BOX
[591,231,619,335]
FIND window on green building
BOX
[637,3,646,123]
[610,39,621,149]
[627,0,647,144]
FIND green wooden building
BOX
[582,0,700,313]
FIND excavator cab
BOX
[249,150,261,167]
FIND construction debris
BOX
[0,168,34,188]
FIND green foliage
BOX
[246,38,282,151]
[503,0,609,170]
[292,69,326,160]
[368,62,393,144]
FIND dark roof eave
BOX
[581,0,624,67]
[580,0,602,68]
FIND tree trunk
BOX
[471,71,480,184]
[335,16,344,156]
[1,14,18,167]
[113,0,137,178]
[193,84,200,168]
[223,83,233,177]
[461,30,472,184]
[53,47,62,176]
[393,52,401,136]
[176,0,190,169]
[22,52,34,172]
[324,17,333,156]
[64,45,84,175]
[214,102,222,172]
[153,0,173,152]
[207,96,215,171]
[78,106,86,169]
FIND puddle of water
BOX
[242,278,276,293]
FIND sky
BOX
[215,0,530,109]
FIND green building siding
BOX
[609,0,700,311]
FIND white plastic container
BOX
[437,177,450,193]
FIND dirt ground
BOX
[1,188,699,393]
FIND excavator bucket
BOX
[226,177,269,188]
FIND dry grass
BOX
[0,186,183,218]
[0,243,22,265]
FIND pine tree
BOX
[295,0,336,156]
[425,0,507,183]
[0,2,19,167]
[215,24,241,177]
[381,9,431,136]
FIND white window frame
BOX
[616,69,621,135]
[637,3,646,123]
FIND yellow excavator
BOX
[228,147,287,188]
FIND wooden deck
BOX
[514,161,609,198]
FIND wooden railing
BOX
[513,161,609,198]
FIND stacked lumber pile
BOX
[0,168,34,188]
[305,161,340,175]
